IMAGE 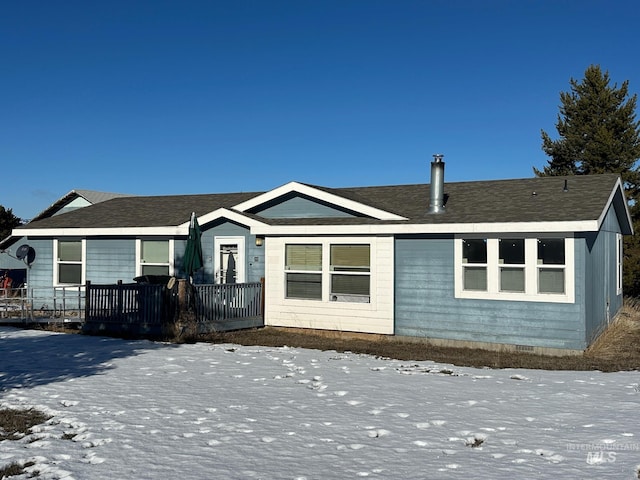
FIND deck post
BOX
[260,277,265,319]
[85,281,91,323]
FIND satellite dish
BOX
[16,244,36,266]
[16,244,29,260]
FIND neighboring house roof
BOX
[12,173,633,238]
[0,189,132,250]
[19,192,261,229]
[30,189,133,222]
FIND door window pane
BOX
[219,245,238,284]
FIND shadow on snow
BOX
[0,327,178,392]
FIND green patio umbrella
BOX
[183,212,203,282]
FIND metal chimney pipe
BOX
[429,154,445,214]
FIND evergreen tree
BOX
[0,205,22,241]
[534,65,640,296]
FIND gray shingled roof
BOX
[17,174,623,230]
[30,189,133,222]
[21,192,261,229]
[333,174,622,224]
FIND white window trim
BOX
[53,239,86,286]
[214,236,246,284]
[135,239,175,277]
[455,235,575,303]
[283,238,374,304]
[616,233,623,295]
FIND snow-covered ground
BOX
[1,327,639,480]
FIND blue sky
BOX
[2,0,639,220]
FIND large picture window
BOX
[330,244,370,302]
[285,244,322,300]
[56,239,84,285]
[456,236,574,303]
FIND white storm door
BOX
[214,236,245,284]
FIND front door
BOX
[214,237,245,284]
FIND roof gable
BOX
[249,192,363,219]
[233,182,408,221]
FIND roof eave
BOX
[250,220,601,236]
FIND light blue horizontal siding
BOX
[86,239,136,284]
[394,236,587,350]
[253,195,357,219]
[22,238,53,290]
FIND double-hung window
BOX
[56,239,84,285]
[140,240,171,276]
[330,244,370,302]
[285,244,322,300]
[499,239,525,292]
[462,239,487,291]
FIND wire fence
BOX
[0,286,85,324]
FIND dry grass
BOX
[0,408,49,478]
[586,298,640,363]
[0,408,50,442]
[0,461,36,479]
[197,301,640,372]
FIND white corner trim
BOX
[233,181,407,221]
